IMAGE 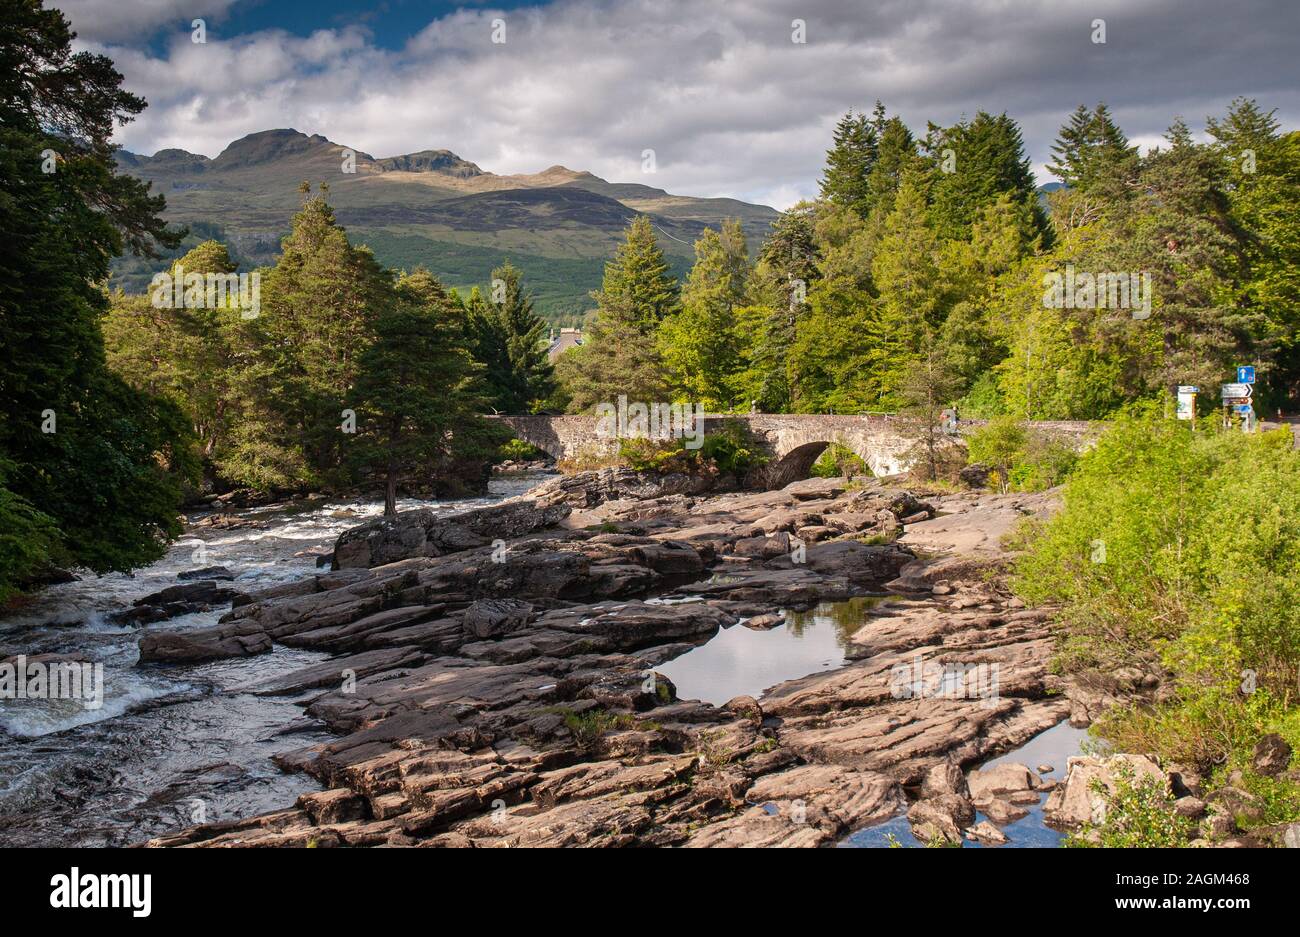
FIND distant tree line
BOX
[557,99,1299,423]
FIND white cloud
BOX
[67,0,1300,208]
[59,0,240,45]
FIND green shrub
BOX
[967,416,1077,492]
[0,461,64,603]
[698,419,767,476]
[497,438,545,462]
[1015,404,1300,785]
[810,442,869,478]
[616,419,767,478]
[1065,762,1194,848]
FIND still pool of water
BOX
[838,721,1090,849]
[655,595,893,706]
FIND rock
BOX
[921,760,970,800]
[111,579,243,625]
[1043,754,1166,828]
[1284,823,1300,848]
[967,762,1035,802]
[527,467,719,510]
[1251,733,1293,777]
[628,541,704,575]
[968,820,1007,844]
[1166,762,1203,797]
[1202,805,1237,838]
[1037,763,1053,774]
[732,532,791,560]
[724,695,763,726]
[1207,786,1264,827]
[252,647,427,696]
[1173,796,1207,819]
[138,617,272,662]
[333,499,572,568]
[178,565,234,581]
[743,612,785,631]
[980,797,1029,824]
[907,795,968,845]
[795,525,836,543]
[462,598,534,639]
[959,464,990,488]
[297,788,368,825]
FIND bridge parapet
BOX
[490,413,1098,483]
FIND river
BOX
[0,475,543,847]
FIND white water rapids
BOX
[0,475,545,846]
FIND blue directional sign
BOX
[1237,365,1256,384]
[1235,403,1253,415]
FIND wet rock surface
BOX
[137,476,1110,848]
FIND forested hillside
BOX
[559,100,1299,419]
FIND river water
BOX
[0,476,542,847]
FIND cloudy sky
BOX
[61,0,1300,209]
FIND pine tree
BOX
[557,216,679,411]
[245,189,393,484]
[352,270,488,515]
[1209,100,1299,406]
[104,241,241,466]
[738,203,820,411]
[870,173,945,405]
[1046,103,1139,201]
[865,107,923,219]
[466,262,556,414]
[926,111,1049,245]
[0,0,193,589]
[1130,119,1257,395]
[659,220,751,409]
[819,111,877,218]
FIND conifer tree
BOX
[0,0,193,590]
[556,216,679,411]
[466,262,556,414]
[819,111,877,218]
[659,220,751,409]
[1047,103,1140,201]
[352,270,488,514]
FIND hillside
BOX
[112,129,780,322]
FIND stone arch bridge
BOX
[493,414,1095,487]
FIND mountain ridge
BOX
[113,128,779,322]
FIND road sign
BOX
[1176,388,1197,420]
[1235,403,1253,414]
[1221,383,1253,399]
[1177,385,1199,394]
[1237,366,1256,384]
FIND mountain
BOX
[113,129,780,322]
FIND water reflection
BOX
[656,595,893,705]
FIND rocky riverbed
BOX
[12,467,1286,848]
[131,468,1095,848]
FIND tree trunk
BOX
[384,458,398,517]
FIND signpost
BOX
[1223,375,1257,433]
[1176,385,1198,421]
